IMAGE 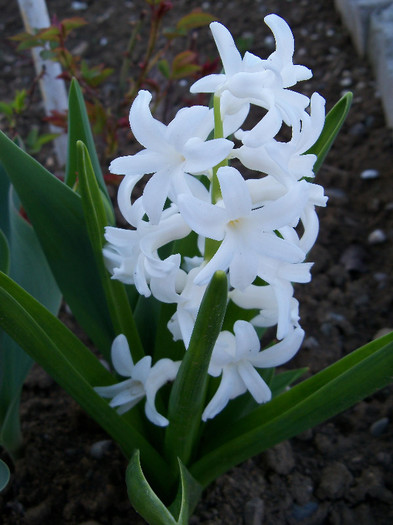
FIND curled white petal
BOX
[94,336,180,427]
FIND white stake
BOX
[16,0,68,167]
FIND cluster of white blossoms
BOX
[96,14,328,425]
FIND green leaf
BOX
[0,229,9,275]
[270,367,309,397]
[169,459,203,523]
[62,16,88,36]
[0,176,61,457]
[190,331,393,488]
[0,102,13,118]
[77,141,144,362]
[308,92,353,174]
[0,458,10,492]
[164,271,228,468]
[0,271,172,490]
[0,129,114,356]
[176,10,217,31]
[171,51,201,79]
[66,78,109,201]
[126,451,202,525]
[158,59,170,79]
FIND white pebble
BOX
[71,1,88,10]
[340,77,352,87]
[368,229,386,244]
[361,169,379,179]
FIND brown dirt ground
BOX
[1,0,393,524]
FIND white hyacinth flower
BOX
[191,15,312,140]
[167,267,208,349]
[230,283,301,340]
[110,90,233,224]
[178,166,308,290]
[103,204,190,297]
[95,335,180,427]
[202,320,304,421]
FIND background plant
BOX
[9,1,217,162]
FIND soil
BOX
[1,0,393,524]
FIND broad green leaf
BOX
[0,164,10,238]
[308,92,353,174]
[190,331,393,487]
[126,451,202,525]
[77,141,144,361]
[0,181,61,457]
[270,367,309,397]
[0,129,114,356]
[169,459,203,523]
[0,229,9,275]
[66,78,110,201]
[127,450,179,525]
[0,458,10,492]
[0,271,172,490]
[164,271,228,468]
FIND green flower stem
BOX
[211,94,226,203]
[205,95,228,262]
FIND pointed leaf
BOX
[0,271,172,490]
[308,92,353,174]
[126,451,202,524]
[77,141,144,361]
[191,331,393,487]
[0,229,9,275]
[0,184,61,456]
[169,459,203,523]
[0,129,114,355]
[66,78,110,201]
[164,271,228,467]
[127,450,179,525]
[0,459,10,492]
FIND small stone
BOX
[370,417,389,437]
[89,440,112,459]
[71,1,88,10]
[360,169,379,179]
[368,229,386,244]
[291,501,318,521]
[340,76,352,87]
[244,497,265,525]
[373,327,393,339]
[289,472,314,505]
[24,499,52,525]
[265,441,295,475]
[317,462,353,499]
[303,336,319,349]
[340,245,367,272]
[264,35,275,49]
[374,272,388,282]
[325,187,347,200]
[348,122,367,137]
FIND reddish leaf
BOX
[171,51,201,79]
[176,9,217,31]
[62,17,88,37]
